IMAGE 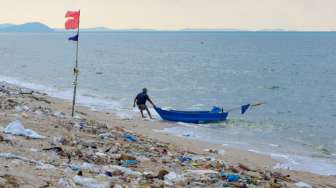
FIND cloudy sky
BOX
[0,0,335,31]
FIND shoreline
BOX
[0,81,335,187]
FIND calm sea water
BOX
[1,32,335,175]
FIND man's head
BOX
[142,88,147,93]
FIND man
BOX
[133,88,155,119]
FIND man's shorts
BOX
[137,104,147,110]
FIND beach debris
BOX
[4,120,45,139]
[36,163,56,170]
[15,105,30,113]
[0,98,18,110]
[295,181,313,188]
[73,175,110,188]
[30,94,51,104]
[121,159,138,167]
[54,111,66,118]
[179,155,192,163]
[123,133,137,142]
[156,169,169,180]
[104,171,113,177]
[0,83,324,187]
[164,172,186,186]
[103,165,142,177]
[0,174,20,188]
[0,153,44,166]
[238,163,251,171]
[220,171,240,182]
[58,177,76,188]
[99,132,114,139]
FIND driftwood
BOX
[30,95,51,104]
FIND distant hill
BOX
[0,22,54,32]
[0,24,16,29]
[180,28,245,32]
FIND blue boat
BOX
[154,107,229,123]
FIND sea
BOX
[0,31,335,175]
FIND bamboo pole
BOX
[71,10,80,117]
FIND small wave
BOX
[0,75,127,117]
[272,153,336,176]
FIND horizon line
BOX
[1,22,336,32]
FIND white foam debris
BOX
[4,120,45,139]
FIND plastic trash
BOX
[121,160,138,167]
[220,170,226,177]
[73,175,110,188]
[104,171,113,177]
[80,162,101,173]
[179,156,192,163]
[68,164,81,172]
[0,152,43,166]
[79,122,85,129]
[295,182,312,188]
[15,105,30,113]
[99,133,114,139]
[227,174,240,182]
[187,169,218,175]
[58,177,76,188]
[4,120,45,139]
[54,111,66,118]
[123,134,137,142]
[164,172,185,186]
[102,165,142,177]
[220,171,240,182]
[36,163,55,170]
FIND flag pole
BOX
[71,10,80,117]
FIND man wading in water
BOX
[133,88,156,119]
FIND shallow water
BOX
[0,32,335,175]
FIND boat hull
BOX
[154,107,228,123]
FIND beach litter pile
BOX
[0,82,327,187]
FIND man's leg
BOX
[145,106,153,119]
[140,109,145,118]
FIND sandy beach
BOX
[0,81,335,188]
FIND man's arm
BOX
[133,97,137,107]
[147,97,155,107]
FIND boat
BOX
[154,107,229,123]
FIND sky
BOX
[0,0,335,31]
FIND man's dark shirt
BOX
[136,92,149,105]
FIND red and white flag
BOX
[65,10,80,30]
